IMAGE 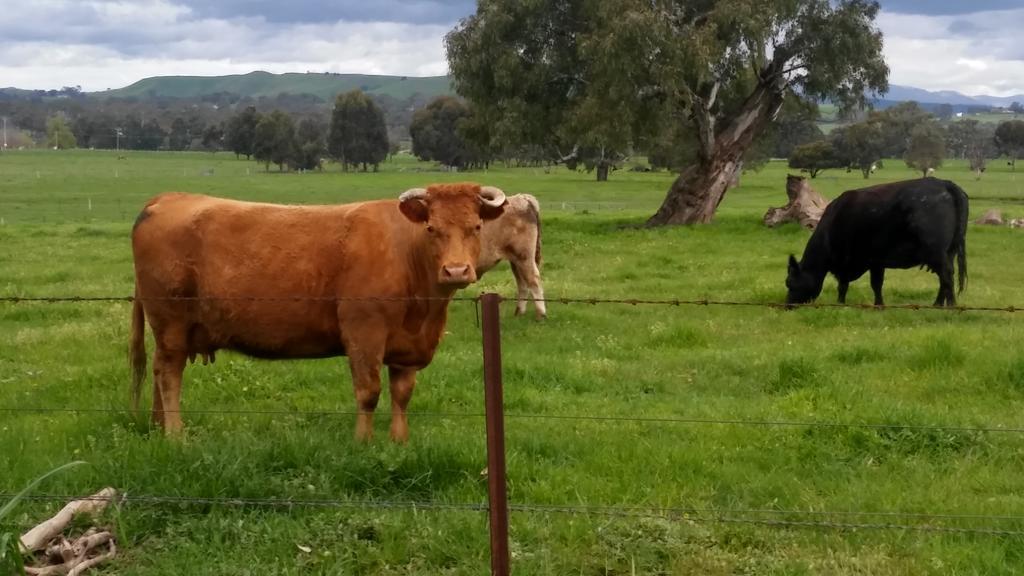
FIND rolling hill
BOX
[94,71,453,101]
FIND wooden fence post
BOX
[481,293,510,576]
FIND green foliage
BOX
[769,98,826,158]
[904,122,946,177]
[874,102,934,158]
[831,120,885,178]
[994,119,1024,170]
[409,96,478,169]
[167,117,191,151]
[224,106,261,160]
[253,110,296,172]
[946,118,995,168]
[1,462,85,576]
[121,114,166,151]
[45,116,76,149]
[293,117,327,171]
[200,123,224,152]
[327,90,389,171]
[788,140,842,178]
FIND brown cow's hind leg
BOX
[152,345,187,436]
[388,366,417,443]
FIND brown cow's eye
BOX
[426,225,435,233]
[475,224,482,231]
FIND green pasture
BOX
[2,150,1024,574]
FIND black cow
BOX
[785,177,968,307]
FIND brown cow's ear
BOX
[399,188,430,223]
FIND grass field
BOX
[2,150,1024,574]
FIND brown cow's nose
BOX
[442,264,473,284]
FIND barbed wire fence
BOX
[4,292,1024,574]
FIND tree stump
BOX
[975,209,1004,225]
[763,175,830,229]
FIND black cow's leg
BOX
[941,260,956,306]
[387,366,417,443]
[870,267,885,306]
[837,280,849,304]
[933,260,955,306]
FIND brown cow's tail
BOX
[129,288,147,413]
[946,180,969,294]
[523,194,542,268]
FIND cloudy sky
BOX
[1,0,1023,97]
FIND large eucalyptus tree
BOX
[447,0,888,225]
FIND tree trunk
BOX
[596,163,609,182]
[646,75,785,226]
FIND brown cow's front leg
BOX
[388,366,417,443]
[348,350,384,442]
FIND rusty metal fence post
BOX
[481,293,510,576]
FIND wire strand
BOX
[0,294,1019,313]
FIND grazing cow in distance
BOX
[786,177,968,307]
[130,183,508,441]
[477,194,546,318]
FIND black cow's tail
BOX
[946,180,969,294]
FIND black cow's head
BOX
[785,255,823,306]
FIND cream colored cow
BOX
[477,194,546,318]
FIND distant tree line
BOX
[788,101,1024,180]
[0,89,431,152]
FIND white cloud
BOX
[878,8,1024,96]
[3,2,1023,97]
[0,0,452,90]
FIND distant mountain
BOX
[91,71,453,101]
[882,84,1024,108]
[6,73,1022,112]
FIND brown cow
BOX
[476,194,546,318]
[129,183,507,441]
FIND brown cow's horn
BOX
[399,188,428,202]
[479,186,506,207]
